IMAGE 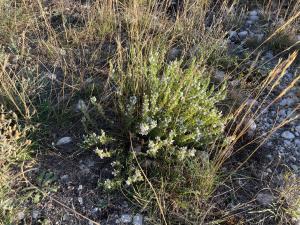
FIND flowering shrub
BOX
[82,50,228,190]
[115,51,227,147]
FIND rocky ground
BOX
[219,8,300,225]
[11,6,300,225]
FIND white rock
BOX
[120,214,132,223]
[281,131,295,140]
[247,119,257,136]
[230,79,240,87]
[238,31,248,39]
[249,10,258,16]
[256,193,274,206]
[60,174,69,181]
[56,137,72,146]
[18,212,25,220]
[91,208,99,214]
[78,197,83,205]
[133,214,143,225]
[45,72,57,80]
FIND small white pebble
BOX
[120,214,132,223]
[78,197,83,205]
[56,137,72,146]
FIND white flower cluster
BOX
[111,161,121,177]
[176,147,196,161]
[147,138,162,157]
[125,168,144,186]
[95,148,111,159]
[83,130,113,148]
[139,117,157,136]
[90,96,97,104]
[104,179,119,190]
[146,131,176,157]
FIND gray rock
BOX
[56,137,72,146]
[32,210,40,219]
[245,99,259,108]
[133,214,143,225]
[291,164,298,171]
[278,109,287,118]
[214,70,225,82]
[167,47,181,62]
[249,10,258,16]
[60,174,69,182]
[245,20,253,26]
[281,131,295,140]
[295,125,300,133]
[256,193,275,206]
[280,97,296,106]
[238,31,248,39]
[266,154,273,161]
[249,15,259,21]
[120,214,132,223]
[289,156,297,162]
[76,99,87,112]
[63,214,69,221]
[255,33,264,42]
[295,139,300,147]
[229,31,237,40]
[265,51,273,60]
